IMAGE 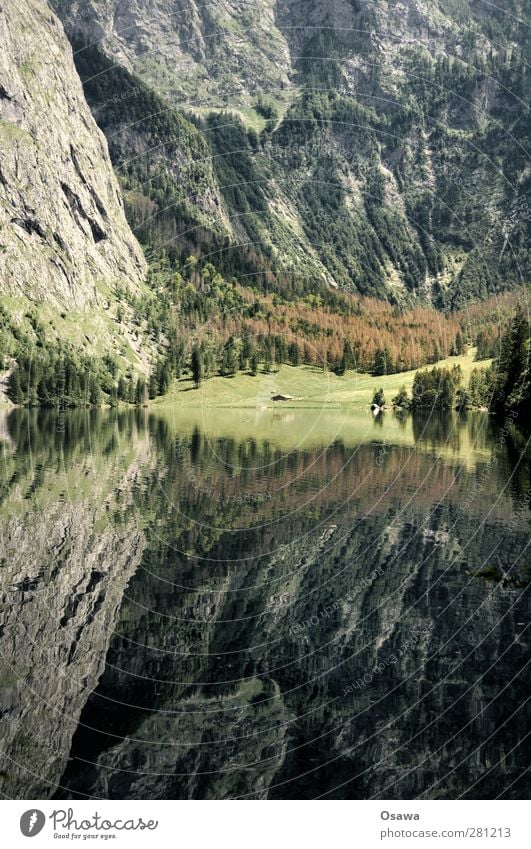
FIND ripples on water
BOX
[0,407,529,799]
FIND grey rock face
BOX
[51,0,505,102]
[0,0,146,309]
[53,0,530,303]
[54,0,292,102]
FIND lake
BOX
[0,406,529,799]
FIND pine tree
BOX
[148,371,158,399]
[491,305,529,416]
[373,347,392,376]
[117,376,128,401]
[453,329,465,355]
[288,342,301,366]
[263,338,274,373]
[372,387,386,407]
[8,368,24,404]
[56,358,66,406]
[135,377,146,406]
[392,385,409,408]
[109,386,119,407]
[221,337,239,376]
[158,359,172,395]
[89,376,102,406]
[274,336,287,364]
[241,331,254,371]
[455,388,470,412]
[191,344,204,388]
[338,339,355,375]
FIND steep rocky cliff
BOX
[54,0,292,102]
[0,0,146,309]
[54,0,527,101]
[54,0,530,305]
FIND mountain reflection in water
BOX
[0,407,529,800]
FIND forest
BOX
[2,265,529,430]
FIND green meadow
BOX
[155,348,491,411]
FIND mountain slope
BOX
[54,0,530,306]
[0,0,146,309]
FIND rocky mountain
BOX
[53,0,530,306]
[54,0,292,104]
[0,0,146,310]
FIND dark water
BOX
[0,407,529,799]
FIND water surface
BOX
[0,407,529,799]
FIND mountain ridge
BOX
[53,0,531,306]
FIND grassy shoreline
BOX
[154,348,491,410]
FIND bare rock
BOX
[0,0,146,309]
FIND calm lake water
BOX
[0,407,529,799]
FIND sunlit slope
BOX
[157,348,490,410]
